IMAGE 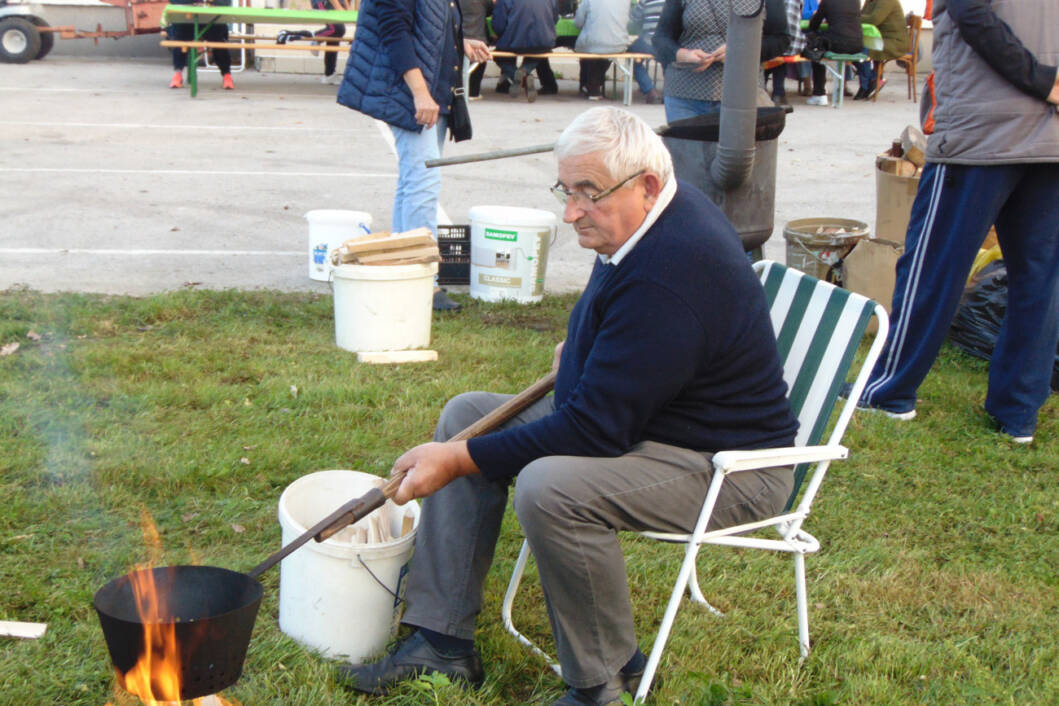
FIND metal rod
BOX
[424,124,674,169]
[425,142,557,168]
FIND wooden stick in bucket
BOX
[313,370,557,542]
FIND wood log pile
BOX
[328,477,417,545]
[330,227,440,267]
[877,124,926,178]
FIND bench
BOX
[162,4,358,96]
[468,50,655,106]
[821,51,870,108]
[762,51,869,109]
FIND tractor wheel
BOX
[30,17,54,60]
[0,17,42,63]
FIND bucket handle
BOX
[356,553,404,604]
[788,236,848,284]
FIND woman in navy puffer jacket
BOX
[337,0,490,309]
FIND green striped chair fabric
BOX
[755,260,882,510]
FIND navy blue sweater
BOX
[468,182,798,481]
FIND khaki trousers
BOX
[401,391,792,688]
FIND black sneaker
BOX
[336,631,484,695]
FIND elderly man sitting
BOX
[337,107,799,706]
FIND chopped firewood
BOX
[342,228,433,254]
[0,621,47,639]
[355,245,441,264]
[876,154,918,177]
[332,228,439,266]
[900,125,927,168]
[363,255,442,267]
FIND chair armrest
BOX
[712,445,848,474]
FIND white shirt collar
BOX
[599,176,677,266]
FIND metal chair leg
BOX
[501,539,562,676]
[794,551,810,659]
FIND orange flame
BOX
[121,565,183,704]
[115,510,235,706]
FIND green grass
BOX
[0,287,1056,705]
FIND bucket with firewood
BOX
[277,470,420,662]
[329,228,441,354]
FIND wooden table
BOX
[161,4,358,97]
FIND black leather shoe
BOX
[552,657,646,706]
[336,631,484,695]
[853,87,870,100]
[433,289,461,311]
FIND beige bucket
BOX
[783,218,870,283]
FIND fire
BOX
[111,510,235,706]
[121,565,183,703]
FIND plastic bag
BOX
[949,260,1059,390]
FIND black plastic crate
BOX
[437,224,471,285]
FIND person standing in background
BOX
[627,0,665,104]
[337,0,492,311]
[855,0,1059,444]
[652,0,729,121]
[311,0,347,85]
[853,0,908,100]
[574,0,631,100]
[459,0,492,99]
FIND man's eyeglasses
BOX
[550,169,646,207]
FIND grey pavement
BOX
[1,56,923,296]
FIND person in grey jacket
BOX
[574,0,631,99]
[855,0,1059,444]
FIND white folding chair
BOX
[501,260,889,703]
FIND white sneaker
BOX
[806,95,829,106]
[321,74,341,85]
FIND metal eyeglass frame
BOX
[550,169,646,207]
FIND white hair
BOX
[554,107,673,184]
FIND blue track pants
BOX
[862,161,1059,437]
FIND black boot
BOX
[336,631,484,695]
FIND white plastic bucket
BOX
[332,262,437,352]
[277,470,420,662]
[305,210,372,281]
[468,205,556,303]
